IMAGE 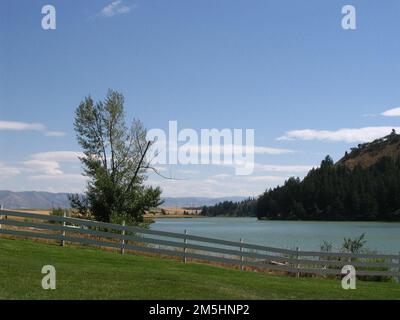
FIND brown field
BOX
[1,209,51,215]
[3,207,202,219]
[144,206,202,218]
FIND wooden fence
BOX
[0,210,399,281]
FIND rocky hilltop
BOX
[337,130,400,169]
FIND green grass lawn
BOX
[0,237,399,300]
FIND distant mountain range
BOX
[0,190,247,209]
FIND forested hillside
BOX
[202,132,400,221]
[201,198,257,217]
[257,131,400,221]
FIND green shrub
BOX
[51,208,65,216]
[341,233,366,254]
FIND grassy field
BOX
[0,238,399,300]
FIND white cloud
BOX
[148,172,289,197]
[0,120,45,131]
[101,0,132,17]
[255,163,315,173]
[147,177,247,197]
[211,173,231,179]
[246,145,294,155]
[197,144,294,155]
[28,174,86,182]
[242,175,287,183]
[31,151,84,162]
[1,151,87,193]
[0,150,82,181]
[45,131,67,137]
[278,127,400,143]
[0,151,84,180]
[20,152,87,190]
[21,151,84,177]
[0,120,66,137]
[153,142,294,156]
[177,169,199,175]
[382,107,400,117]
[25,174,87,194]
[211,162,313,177]
[0,162,21,178]
[23,160,63,176]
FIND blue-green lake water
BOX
[151,218,400,254]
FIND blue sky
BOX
[1,0,400,197]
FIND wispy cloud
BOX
[23,160,63,176]
[0,162,21,178]
[45,131,67,137]
[241,175,287,183]
[255,163,315,173]
[278,127,400,143]
[28,174,86,182]
[0,120,66,137]
[152,142,294,156]
[0,151,84,181]
[178,169,199,175]
[31,151,84,162]
[23,151,86,184]
[1,151,86,192]
[148,173,288,197]
[0,149,104,194]
[0,120,45,131]
[382,107,400,117]
[211,173,231,179]
[196,144,294,155]
[100,1,132,17]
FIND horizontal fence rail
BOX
[0,210,399,281]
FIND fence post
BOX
[296,247,300,278]
[183,229,188,263]
[61,210,66,247]
[121,220,126,255]
[397,252,400,283]
[240,238,244,271]
[0,204,3,230]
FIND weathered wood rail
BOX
[0,210,399,281]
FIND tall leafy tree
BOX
[69,90,162,222]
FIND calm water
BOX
[151,218,400,254]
